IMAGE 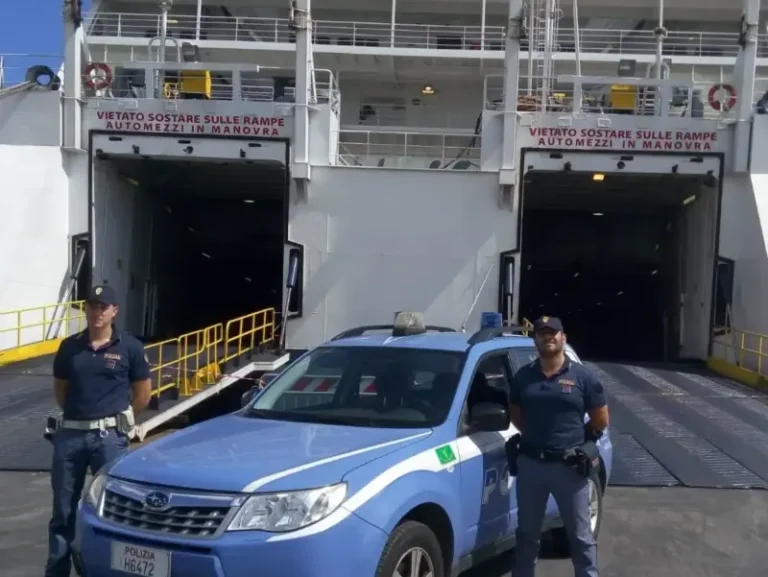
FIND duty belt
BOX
[60,417,118,431]
[519,443,569,463]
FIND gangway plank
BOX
[0,307,289,471]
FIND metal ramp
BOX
[592,362,768,490]
[0,307,289,471]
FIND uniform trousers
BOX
[45,428,128,577]
[513,453,598,577]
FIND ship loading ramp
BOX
[514,150,768,489]
[0,132,298,471]
[0,299,289,471]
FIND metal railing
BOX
[85,13,768,58]
[146,307,276,398]
[0,300,275,398]
[559,28,745,58]
[82,62,338,106]
[337,130,481,169]
[483,73,741,119]
[710,326,768,381]
[85,12,506,50]
[0,300,86,360]
[343,103,481,131]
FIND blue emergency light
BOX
[480,312,502,329]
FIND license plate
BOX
[110,541,171,577]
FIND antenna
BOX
[460,264,495,333]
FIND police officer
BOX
[45,285,152,577]
[509,316,609,577]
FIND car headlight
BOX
[228,483,347,532]
[84,473,107,508]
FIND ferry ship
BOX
[0,0,767,456]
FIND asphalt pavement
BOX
[3,472,766,577]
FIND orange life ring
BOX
[83,62,112,91]
[708,84,737,112]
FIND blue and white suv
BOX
[75,314,613,577]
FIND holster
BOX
[505,433,522,476]
[115,408,135,436]
[570,440,601,478]
[43,416,59,444]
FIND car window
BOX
[249,346,465,428]
[463,353,513,430]
[476,354,511,395]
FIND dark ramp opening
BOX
[112,158,287,339]
[520,171,703,362]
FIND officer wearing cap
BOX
[45,285,153,577]
[509,316,609,577]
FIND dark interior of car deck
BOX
[519,172,705,363]
[110,158,288,339]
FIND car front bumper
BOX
[74,502,388,577]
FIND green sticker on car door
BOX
[435,444,456,465]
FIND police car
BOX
[74,313,613,577]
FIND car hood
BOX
[109,414,432,493]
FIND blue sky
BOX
[1,0,92,83]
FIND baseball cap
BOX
[533,315,564,333]
[86,285,118,306]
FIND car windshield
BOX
[247,346,465,428]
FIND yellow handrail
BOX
[144,307,276,399]
[710,325,768,378]
[0,300,87,364]
[0,300,276,399]
[223,308,276,363]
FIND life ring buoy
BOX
[83,62,112,91]
[708,84,737,112]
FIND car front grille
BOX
[102,489,231,537]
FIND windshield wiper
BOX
[244,408,376,427]
[244,408,275,419]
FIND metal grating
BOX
[103,490,231,537]
[590,362,768,489]
[609,433,678,487]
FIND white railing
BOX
[336,130,481,170]
[483,73,743,120]
[85,13,506,50]
[343,103,481,131]
[82,60,338,105]
[84,13,768,57]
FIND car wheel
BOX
[549,470,603,558]
[375,520,445,577]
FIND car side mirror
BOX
[241,386,259,407]
[240,372,280,407]
[469,402,509,432]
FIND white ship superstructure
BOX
[1,0,767,417]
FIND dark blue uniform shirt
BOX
[510,358,606,452]
[53,329,151,420]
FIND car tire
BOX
[375,520,446,577]
[549,469,603,559]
